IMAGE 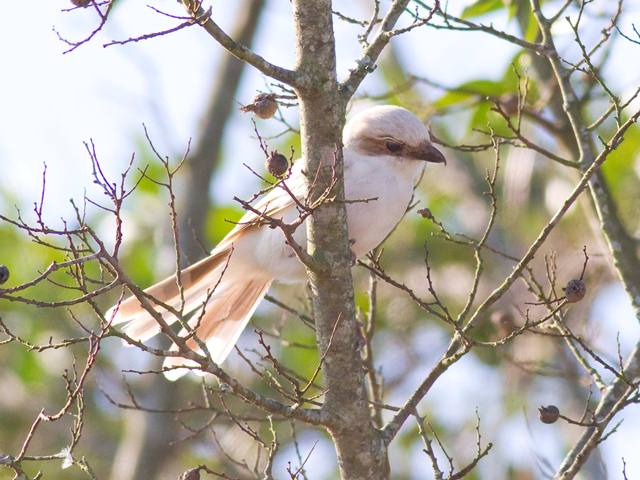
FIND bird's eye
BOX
[386,141,402,153]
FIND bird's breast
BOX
[252,156,417,282]
[344,159,415,257]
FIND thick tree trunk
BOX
[292,1,389,478]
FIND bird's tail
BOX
[107,249,272,380]
[162,276,271,380]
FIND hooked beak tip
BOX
[418,143,447,165]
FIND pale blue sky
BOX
[0,0,521,212]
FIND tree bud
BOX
[417,208,434,220]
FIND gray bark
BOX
[292,1,389,478]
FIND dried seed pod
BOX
[498,94,519,116]
[417,208,434,220]
[71,0,92,6]
[180,468,200,480]
[0,265,9,285]
[266,151,289,177]
[240,93,278,119]
[491,311,517,337]
[563,279,586,303]
[538,405,560,424]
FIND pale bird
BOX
[108,105,446,380]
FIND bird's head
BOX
[343,105,446,165]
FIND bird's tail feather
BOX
[107,249,232,343]
[162,277,272,381]
[107,245,272,380]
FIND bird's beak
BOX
[416,142,446,164]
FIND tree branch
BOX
[180,0,298,86]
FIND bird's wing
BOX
[109,163,307,327]
[215,163,308,251]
